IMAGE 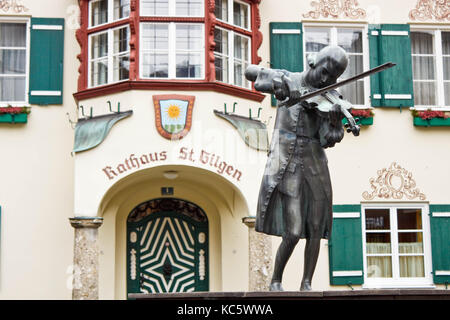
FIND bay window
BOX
[89,26,130,87]
[362,204,433,287]
[140,23,204,79]
[304,26,368,107]
[411,29,450,108]
[0,21,28,104]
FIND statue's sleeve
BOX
[253,68,291,95]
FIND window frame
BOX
[88,24,131,88]
[410,26,450,109]
[89,0,130,29]
[302,23,370,108]
[361,203,434,289]
[0,17,30,106]
[140,0,205,18]
[139,22,205,80]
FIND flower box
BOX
[411,109,450,127]
[0,107,30,123]
[413,117,450,127]
[342,117,374,126]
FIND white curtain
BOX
[0,23,26,102]
[411,32,436,106]
[442,32,450,105]
[367,243,424,278]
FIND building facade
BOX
[0,0,448,299]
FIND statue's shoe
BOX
[269,282,284,292]
[300,280,312,291]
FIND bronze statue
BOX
[245,45,366,291]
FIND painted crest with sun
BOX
[153,94,195,140]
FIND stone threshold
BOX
[130,289,450,300]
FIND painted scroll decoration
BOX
[303,0,367,19]
[409,0,450,22]
[73,102,133,153]
[214,108,269,152]
[0,0,28,13]
[362,162,426,201]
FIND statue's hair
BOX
[307,45,349,72]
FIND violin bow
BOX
[279,62,396,107]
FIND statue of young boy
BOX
[245,45,352,291]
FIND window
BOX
[89,26,130,87]
[362,204,433,287]
[214,0,251,89]
[0,21,28,104]
[90,0,130,27]
[411,29,450,108]
[215,0,250,30]
[140,23,204,79]
[141,0,203,17]
[304,26,368,106]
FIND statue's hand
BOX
[329,103,344,126]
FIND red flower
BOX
[417,110,448,120]
[351,109,373,118]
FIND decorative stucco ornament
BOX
[409,0,450,22]
[0,0,28,13]
[303,0,366,19]
[362,162,426,201]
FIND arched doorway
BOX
[126,198,209,294]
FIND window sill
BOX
[73,80,265,102]
[362,283,436,290]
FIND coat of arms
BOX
[153,94,195,140]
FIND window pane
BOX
[0,23,26,47]
[305,28,330,53]
[443,57,450,81]
[214,28,228,55]
[442,32,450,55]
[114,27,129,53]
[365,209,390,230]
[398,232,423,253]
[412,56,435,80]
[0,49,26,74]
[176,0,203,16]
[214,55,228,82]
[234,34,250,87]
[233,1,249,29]
[141,0,169,15]
[399,256,424,277]
[414,81,436,105]
[114,0,130,20]
[91,33,108,59]
[411,32,434,55]
[445,82,450,105]
[114,54,129,81]
[176,24,203,51]
[337,29,362,53]
[367,256,392,278]
[91,59,108,86]
[215,0,228,21]
[142,53,168,77]
[366,233,391,254]
[339,79,364,105]
[0,76,26,101]
[176,53,202,77]
[91,0,108,26]
[234,34,249,61]
[142,24,169,50]
[397,209,422,230]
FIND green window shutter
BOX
[269,22,303,106]
[429,205,450,285]
[329,205,364,286]
[29,18,65,105]
[368,24,414,108]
